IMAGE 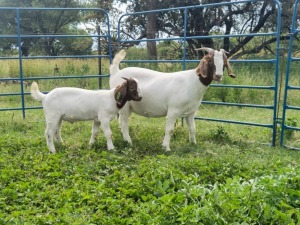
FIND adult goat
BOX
[31,78,142,153]
[109,48,235,151]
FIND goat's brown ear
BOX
[223,53,236,78]
[196,58,208,78]
[114,82,127,107]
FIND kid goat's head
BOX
[114,77,142,109]
[195,47,236,86]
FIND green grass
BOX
[0,107,300,224]
[0,56,300,224]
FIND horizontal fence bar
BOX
[285,105,300,110]
[287,86,300,90]
[284,125,300,131]
[194,117,274,128]
[0,106,41,111]
[210,84,275,89]
[201,101,274,109]
[122,59,276,63]
[0,55,110,60]
[0,7,108,11]
[119,32,278,44]
[291,57,300,61]
[118,0,255,17]
[283,145,300,151]
[0,34,108,39]
[0,74,109,82]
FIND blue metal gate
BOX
[280,0,300,150]
[117,0,282,147]
[0,7,111,118]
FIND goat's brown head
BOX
[114,77,142,109]
[195,48,236,86]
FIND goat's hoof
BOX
[162,144,171,151]
[107,145,115,151]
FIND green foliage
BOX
[209,125,231,143]
[285,117,298,140]
[0,111,299,224]
[157,41,183,60]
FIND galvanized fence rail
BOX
[280,0,300,150]
[0,7,112,118]
[117,0,282,147]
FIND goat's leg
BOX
[119,106,132,144]
[45,122,58,153]
[89,120,101,146]
[54,119,63,143]
[162,115,177,151]
[185,114,197,144]
[100,118,114,150]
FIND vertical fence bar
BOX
[16,9,26,118]
[105,10,112,64]
[97,25,102,89]
[271,0,282,146]
[280,0,299,147]
[182,8,188,71]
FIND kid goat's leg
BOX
[185,114,197,144]
[54,119,63,143]
[119,105,132,144]
[89,120,101,146]
[100,118,114,150]
[162,112,178,151]
[45,120,60,153]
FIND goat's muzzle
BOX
[214,74,223,82]
[131,95,142,101]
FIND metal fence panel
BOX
[117,0,282,147]
[0,7,111,118]
[280,0,300,150]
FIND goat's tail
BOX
[30,82,46,101]
[110,49,127,76]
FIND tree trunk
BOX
[146,1,157,60]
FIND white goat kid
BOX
[31,78,142,153]
[109,48,235,151]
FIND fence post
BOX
[16,9,26,119]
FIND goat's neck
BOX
[198,74,213,86]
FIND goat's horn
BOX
[195,47,214,53]
[122,77,129,81]
[220,48,230,55]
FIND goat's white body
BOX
[31,84,119,153]
[110,51,213,151]
[111,67,208,118]
[41,88,118,122]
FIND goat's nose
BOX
[216,74,222,79]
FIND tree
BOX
[0,0,92,56]
[118,0,297,59]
